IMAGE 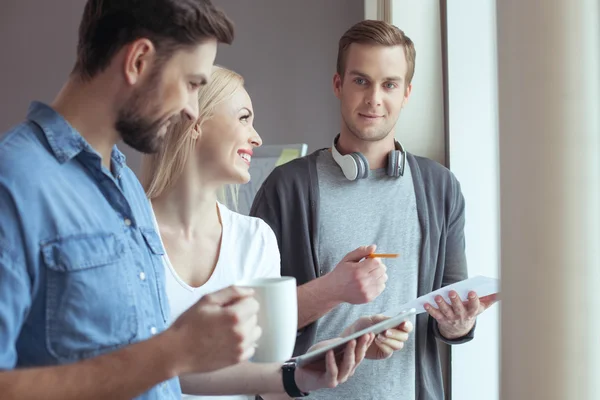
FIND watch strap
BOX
[282,359,309,398]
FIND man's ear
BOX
[122,38,156,86]
[333,73,343,99]
[401,83,413,108]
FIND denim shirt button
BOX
[139,272,146,281]
[150,326,158,335]
[124,218,132,227]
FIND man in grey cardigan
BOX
[250,20,496,399]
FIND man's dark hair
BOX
[72,0,234,80]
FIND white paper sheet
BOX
[389,275,500,316]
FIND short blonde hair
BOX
[142,65,244,207]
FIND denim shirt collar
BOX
[26,101,127,175]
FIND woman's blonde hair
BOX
[142,65,244,209]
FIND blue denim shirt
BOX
[0,102,181,399]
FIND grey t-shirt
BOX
[312,151,421,400]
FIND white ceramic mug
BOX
[236,277,298,363]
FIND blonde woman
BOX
[144,66,278,325]
[142,66,411,399]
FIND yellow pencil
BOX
[367,253,399,259]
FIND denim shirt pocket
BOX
[139,227,170,324]
[41,232,137,362]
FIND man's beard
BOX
[115,69,179,154]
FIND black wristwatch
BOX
[281,359,309,398]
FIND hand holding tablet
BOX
[295,308,416,367]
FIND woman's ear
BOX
[191,124,201,140]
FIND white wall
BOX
[391,0,445,164]
[364,0,381,21]
[446,1,500,399]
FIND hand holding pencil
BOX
[325,245,390,305]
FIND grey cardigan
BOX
[250,149,474,400]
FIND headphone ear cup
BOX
[348,154,363,179]
[388,150,400,177]
[353,152,370,179]
[337,153,359,180]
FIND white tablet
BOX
[295,308,416,367]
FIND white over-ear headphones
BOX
[330,134,406,181]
